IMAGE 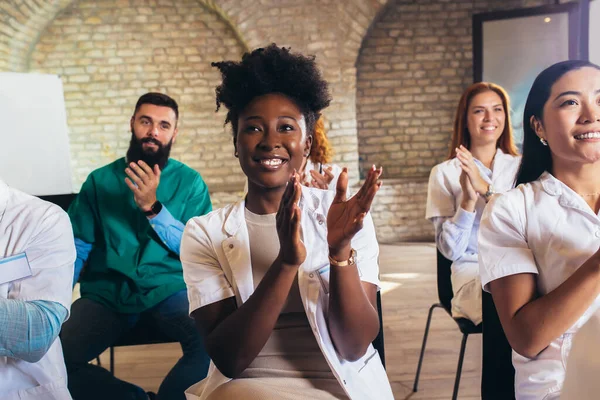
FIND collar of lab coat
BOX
[539,171,600,216]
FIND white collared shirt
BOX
[181,186,393,400]
[479,172,600,400]
[426,148,521,290]
[0,180,75,400]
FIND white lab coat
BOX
[0,180,75,400]
[479,172,600,400]
[181,186,393,400]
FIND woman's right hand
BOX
[460,170,477,212]
[276,171,306,267]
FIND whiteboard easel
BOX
[0,73,73,195]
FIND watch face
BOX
[151,201,162,214]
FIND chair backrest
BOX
[38,193,77,212]
[436,249,454,312]
[481,290,515,399]
[372,290,386,368]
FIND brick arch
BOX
[0,0,249,73]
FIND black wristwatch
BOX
[144,201,163,217]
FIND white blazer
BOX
[0,180,75,400]
[181,186,394,400]
[479,172,600,400]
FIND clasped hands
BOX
[456,145,490,210]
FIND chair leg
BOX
[413,303,443,392]
[96,356,101,366]
[452,333,469,400]
[110,346,115,375]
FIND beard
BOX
[126,131,173,170]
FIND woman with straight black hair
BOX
[478,60,600,399]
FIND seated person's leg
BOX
[61,297,147,400]
[451,276,482,325]
[149,289,210,400]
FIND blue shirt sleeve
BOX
[0,298,68,363]
[73,238,92,287]
[432,207,477,261]
[148,205,185,255]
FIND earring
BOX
[540,138,548,146]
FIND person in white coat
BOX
[478,60,600,399]
[0,179,76,400]
[426,82,520,324]
[180,44,393,400]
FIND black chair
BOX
[372,290,386,369]
[38,193,77,212]
[481,291,515,399]
[413,249,482,400]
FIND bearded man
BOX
[62,93,212,400]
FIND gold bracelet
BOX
[328,248,357,267]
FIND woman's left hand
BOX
[327,165,382,261]
[455,145,488,196]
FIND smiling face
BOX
[466,90,506,148]
[533,67,600,167]
[235,93,312,190]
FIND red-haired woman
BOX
[299,116,342,191]
[425,82,520,324]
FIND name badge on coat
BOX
[0,253,33,285]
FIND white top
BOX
[0,180,75,400]
[561,311,600,400]
[426,148,521,290]
[181,186,393,400]
[244,208,303,313]
[479,172,600,400]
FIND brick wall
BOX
[0,0,574,242]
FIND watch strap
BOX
[144,201,162,217]
[328,248,357,267]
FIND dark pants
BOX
[61,290,210,400]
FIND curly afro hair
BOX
[212,44,331,138]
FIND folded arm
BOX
[0,298,67,363]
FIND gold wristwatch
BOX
[328,248,357,267]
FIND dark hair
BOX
[211,44,331,139]
[516,60,600,186]
[133,92,179,120]
[448,82,518,159]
